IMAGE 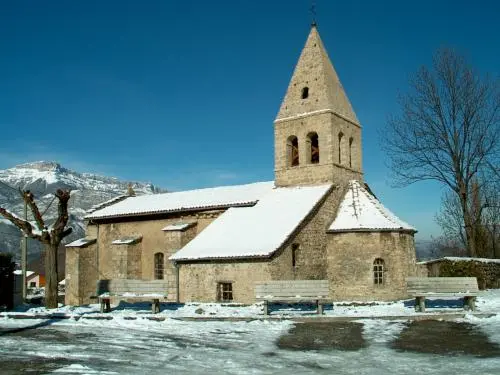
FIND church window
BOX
[306,132,319,164]
[373,258,385,285]
[349,137,354,168]
[338,132,344,164]
[154,252,164,280]
[292,243,299,268]
[301,87,309,99]
[217,282,233,302]
[287,135,299,167]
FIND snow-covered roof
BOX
[170,184,331,261]
[65,238,97,248]
[328,180,416,233]
[13,270,35,277]
[418,257,500,265]
[87,195,129,214]
[112,236,142,245]
[85,181,275,220]
[162,222,196,231]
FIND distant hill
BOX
[0,161,164,263]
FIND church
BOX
[65,25,418,306]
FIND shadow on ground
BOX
[0,319,59,336]
[391,320,500,357]
[277,322,366,351]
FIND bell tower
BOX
[274,25,363,187]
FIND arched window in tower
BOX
[349,137,354,168]
[287,135,299,167]
[373,258,385,285]
[154,252,164,280]
[338,132,344,164]
[306,132,319,164]
[301,87,309,99]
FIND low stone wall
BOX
[424,258,500,289]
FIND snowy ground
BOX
[0,291,499,374]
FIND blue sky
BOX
[1,0,499,241]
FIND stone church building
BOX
[65,25,418,306]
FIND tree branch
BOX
[22,190,46,230]
[0,207,45,242]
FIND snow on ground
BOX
[1,310,500,374]
[6,289,500,319]
[1,291,499,374]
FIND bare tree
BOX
[436,179,500,257]
[383,48,500,257]
[428,235,467,259]
[0,189,72,308]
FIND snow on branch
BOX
[0,206,45,242]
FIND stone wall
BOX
[178,261,271,303]
[425,259,500,289]
[274,112,362,187]
[326,231,417,301]
[65,243,98,306]
[177,185,345,303]
[65,211,222,305]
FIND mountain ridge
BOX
[0,161,164,262]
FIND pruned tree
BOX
[383,48,500,257]
[0,189,72,308]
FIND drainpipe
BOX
[175,262,180,303]
[96,223,100,277]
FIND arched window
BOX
[287,135,299,167]
[373,258,385,285]
[338,132,344,164]
[306,132,319,164]
[349,137,354,168]
[301,87,309,99]
[154,252,164,280]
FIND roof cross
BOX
[310,1,317,27]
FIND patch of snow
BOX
[111,236,142,245]
[13,270,34,277]
[162,222,195,231]
[170,184,331,260]
[65,238,96,247]
[329,180,416,233]
[418,257,500,265]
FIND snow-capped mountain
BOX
[0,161,163,262]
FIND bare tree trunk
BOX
[44,242,59,308]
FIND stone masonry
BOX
[274,26,363,187]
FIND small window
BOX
[292,243,299,268]
[154,252,164,280]
[301,87,309,99]
[217,282,233,302]
[29,282,36,288]
[349,137,354,168]
[373,258,385,285]
[287,135,299,167]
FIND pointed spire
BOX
[276,26,359,125]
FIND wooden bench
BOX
[255,280,329,315]
[406,277,479,312]
[96,279,169,314]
